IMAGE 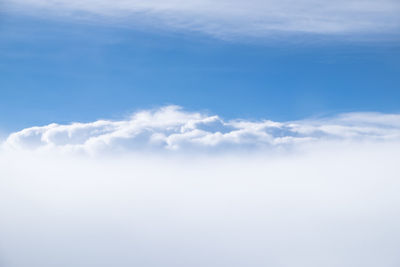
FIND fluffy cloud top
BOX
[5,0,400,38]
[3,105,400,154]
[2,107,400,266]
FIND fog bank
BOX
[1,141,400,267]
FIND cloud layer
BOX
[3,105,400,154]
[1,107,400,266]
[5,0,400,38]
[1,141,400,267]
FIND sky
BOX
[1,0,400,132]
[1,1,400,267]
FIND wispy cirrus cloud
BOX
[4,0,400,39]
[3,105,400,154]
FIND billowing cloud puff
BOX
[3,105,400,154]
[5,0,400,38]
[2,107,400,266]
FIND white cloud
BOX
[3,106,400,154]
[4,0,400,38]
[1,141,400,266]
[1,107,400,266]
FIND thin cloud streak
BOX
[4,0,400,39]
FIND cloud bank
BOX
[1,107,400,266]
[3,105,400,154]
[1,141,400,266]
[5,0,400,38]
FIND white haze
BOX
[4,0,400,39]
[1,107,400,266]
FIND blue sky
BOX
[1,1,400,133]
[2,3,400,266]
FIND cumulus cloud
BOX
[1,107,400,266]
[4,0,400,38]
[3,105,400,154]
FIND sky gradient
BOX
[1,1,400,267]
[1,2,400,132]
